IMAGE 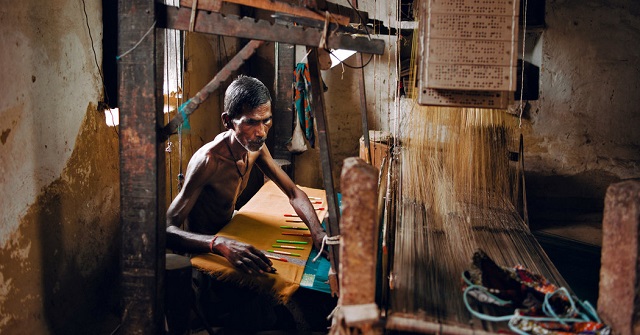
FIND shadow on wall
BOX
[38,106,121,333]
[0,107,121,334]
[526,169,621,229]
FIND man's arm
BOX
[166,153,215,253]
[256,147,327,251]
[166,151,274,274]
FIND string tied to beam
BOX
[318,11,331,50]
[116,20,157,60]
[189,0,198,31]
[312,234,340,263]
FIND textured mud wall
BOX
[522,0,640,224]
[0,1,121,333]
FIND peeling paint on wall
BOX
[0,0,102,248]
[0,271,16,328]
[0,105,120,334]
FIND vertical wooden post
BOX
[272,40,295,176]
[350,0,371,165]
[307,48,341,274]
[340,157,378,305]
[598,180,640,335]
[118,1,166,333]
[357,52,371,164]
[334,157,380,332]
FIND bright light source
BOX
[330,49,357,68]
[105,108,119,127]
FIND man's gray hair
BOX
[224,75,271,120]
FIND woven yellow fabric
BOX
[191,181,327,303]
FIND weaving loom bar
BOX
[386,314,497,335]
[339,157,379,306]
[357,52,372,164]
[598,180,640,335]
[351,0,371,165]
[331,157,381,333]
[117,0,165,332]
[161,5,386,55]
[272,39,295,168]
[180,0,350,26]
[307,48,341,278]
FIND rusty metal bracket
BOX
[159,40,264,141]
[159,4,385,55]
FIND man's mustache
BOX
[250,138,266,145]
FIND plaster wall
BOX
[0,0,121,333]
[523,0,640,217]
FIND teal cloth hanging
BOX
[294,63,314,148]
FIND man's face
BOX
[231,101,273,152]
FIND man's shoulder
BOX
[194,133,227,156]
[190,134,229,173]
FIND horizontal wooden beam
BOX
[160,5,385,55]
[180,0,350,26]
[179,0,222,12]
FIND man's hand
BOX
[212,236,274,274]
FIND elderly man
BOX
[166,75,326,275]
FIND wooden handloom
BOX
[335,114,574,334]
[329,0,577,331]
[384,199,569,334]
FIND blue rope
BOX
[578,299,601,323]
[462,272,603,334]
[463,285,514,322]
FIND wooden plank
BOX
[426,64,517,91]
[416,0,520,105]
[386,314,499,335]
[340,157,378,306]
[162,6,386,55]
[599,180,640,335]
[417,88,511,108]
[352,0,371,165]
[179,0,223,12]
[180,0,350,25]
[307,48,341,276]
[356,53,371,164]
[117,0,165,333]
[422,0,520,92]
[272,39,295,167]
